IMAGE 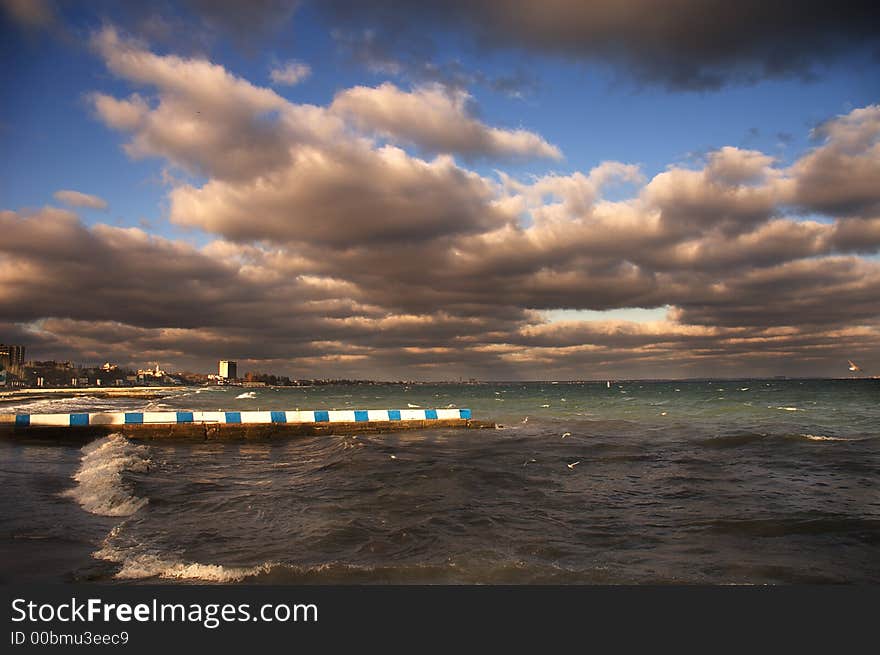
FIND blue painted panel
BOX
[459,409,471,420]
[15,414,30,427]
[125,412,143,424]
[176,412,194,423]
[425,409,438,420]
[70,413,89,426]
[271,411,286,423]
[388,409,401,421]
[225,412,241,424]
[354,410,369,422]
[314,410,329,423]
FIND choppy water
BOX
[1,379,878,584]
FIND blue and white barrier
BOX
[8,408,473,428]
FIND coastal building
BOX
[136,363,167,385]
[219,360,237,380]
[0,344,25,386]
[0,344,25,375]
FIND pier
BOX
[0,408,493,441]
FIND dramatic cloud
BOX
[318,0,880,90]
[790,105,880,217]
[53,189,108,210]
[168,145,509,246]
[7,26,878,378]
[89,26,299,181]
[270,60,311,85]
[330,82,561,160]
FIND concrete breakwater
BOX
[0,408,493,441]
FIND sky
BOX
[1,0,879,380]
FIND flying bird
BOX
[848,360,861,372]
[562,432,571,439]
[567,461,580,469]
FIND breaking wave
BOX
[63,434,151,517]
[797,434,853,442]
[94,526,272,582]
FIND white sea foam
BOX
[774,406,802,411]
[799,434,850,442]
[236,391,257,399]
[10,395,120,414]
[63,434,151,517]
[95,537,272,581]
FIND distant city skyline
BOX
[1,1,879,380]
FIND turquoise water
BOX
[1,379,878,583]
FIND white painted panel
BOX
[328,410,356,423]
[367,409,390,421]
[239,411,273,424]
[435,409,461,420]
[142,412,178,424]
[399,409,426,421]
[194,411,226,423]
[28,414,72,426]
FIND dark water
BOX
[1,380,878,584]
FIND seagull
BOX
[562,432,571,438]
[522,458,537,467]
[848,360,861,372]
[521,416,529,423]
[567,461,580,469]
[390,455,397,460]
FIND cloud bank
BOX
[3,26,879,378]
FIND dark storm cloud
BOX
[318,0,880,90]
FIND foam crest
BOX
[94,537,272,582]
[799,434,851,442]
[63,434,151,516]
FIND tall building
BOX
[219,360,237,380]
[0,344,25,378]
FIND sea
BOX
[1,379,878,584]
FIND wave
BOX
[63,434,151,517]
[698,432,856,449]
[98,548,273,582]
[796,434,853,442]
[92,553,596,584]
[236,391,257,399]
[8,395,121,414]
